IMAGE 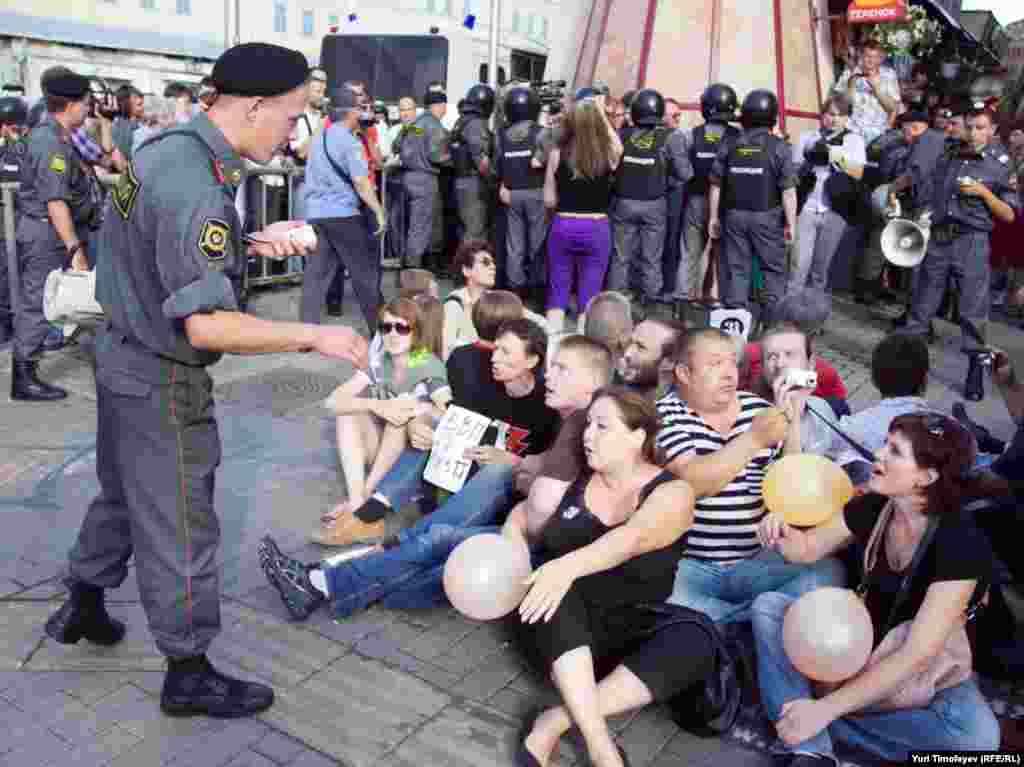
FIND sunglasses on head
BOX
[380,321,412,336]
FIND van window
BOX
[321,35,449,103]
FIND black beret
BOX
[212,43,309,97]
[43,70,90,99]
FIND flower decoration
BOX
[863,6,943,59]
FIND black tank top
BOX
[555,156,614,214]
[539,469,684,607]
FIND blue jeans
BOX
[323,463,518,618]
[668,549,846,624]
[751,592,1000,761]
[373,447,430,510]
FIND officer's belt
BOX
[931,221,985,243]
[101,323,211,384]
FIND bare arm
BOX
[352,176,385,220]
[758,504,856,565]
[47,200,80,251]
[544,147,560,210]
[782,187,798,233]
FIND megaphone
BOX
[881,218,928,268]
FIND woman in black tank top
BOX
[504,388,715,767]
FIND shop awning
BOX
[909,0,1001,66]
[0,9,224,61]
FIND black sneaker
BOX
[160,655,274,718]
[44,578,126,646]
[258,535,324,621]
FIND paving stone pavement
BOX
[1,279,1021,767]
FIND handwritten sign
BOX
[423,406,492,493]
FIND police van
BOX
[319,10,548,128]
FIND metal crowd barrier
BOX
[241,167,306,288]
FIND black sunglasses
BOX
[380,321,412,336]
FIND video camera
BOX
[88,78,119,120]
[534,80,567,115]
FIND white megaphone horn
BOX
[880,217,928,268]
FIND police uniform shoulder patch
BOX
[49,153,67,174]
[112,161,141,220]
[198,217,230,262]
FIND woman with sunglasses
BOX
[752,413,1002,766]
[442,239,497,359]
[321,297,451,534]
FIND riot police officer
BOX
[707,89,797,327]
[495,86,547,298]
[43,42,367,718]
[11,71,97,400]
[904,106,1017,400]
[450,84,495,242]
[675,83,740,312]
[393,83,449,269]
[1,95,28,346]
[608,89,692,304]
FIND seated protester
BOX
[362,268,441,383]
[442,239,497,359]
[739,288,850,417]
[758,322,843,457]
[618,318,687,400]
[320,298,450,533]
[507,388,715,767]
[318,313,558,547]
[989,348,1024,488]
[658,328,845,623]
[832,334,930,486]
[582,291,634,359]
[258,337,614,620]
[753,413,1001,765]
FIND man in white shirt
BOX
[288,68,327,220]
[835,40,901,144]
[790,92,865,292]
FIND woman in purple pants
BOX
[543,98,622,332]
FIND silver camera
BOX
[783,368,818,390]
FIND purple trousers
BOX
[546,214,612,312]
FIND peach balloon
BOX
[763,454,854,527]
[783,587,874,683]
[443,534,532,621]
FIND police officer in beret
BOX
[904,105,1017,401]
[11,70,97,400]
[1,95,29,345]
[675,83,740,312]
[450,84,495,241]
[44,42,368,718]
[708,89,797,327]
[608,88,692,305]
[391,82,449,269]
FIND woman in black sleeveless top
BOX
[504,387,714,767]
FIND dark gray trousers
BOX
[69,328,222,659]
[13,217,67,361]
[402,172,442,268]
[302,216,381,331]
[609,197,668,298]
[504,188,548,289]
[454,175,490,242]
[720,207,787,325]
[905,231,991,352]
[0,236,10,327]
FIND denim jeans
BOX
[751,592,1000,761]
[373,447,430,510]
[323,463,518,618]
[667,548,846,624]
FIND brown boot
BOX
[311,513,386,547]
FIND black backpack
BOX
[640,603,746,737]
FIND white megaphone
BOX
[880,218,928,268]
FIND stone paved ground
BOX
[1,278,1021,767]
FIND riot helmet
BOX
[0,96,28,127]
[464,83,495,118]
[701,83,738,122]
[630,89,665,127]
[504,86,541,124]
[740,89,779,128]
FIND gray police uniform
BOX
[451,112,492,241]
[609,126,692,299]
[676,122,739,299]
[399,112,448,268]
[1,137,27,331]
[66,113,245,660]
[712,127,796,322]
[905,142,1017,351]
[497,119,548,289]
[111,117,139,163]
[13,120,98,361]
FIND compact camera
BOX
[783,368,818,390]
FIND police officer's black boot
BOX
[11,358,68,401]
[161,655,274,718]
[0,317,11,346]
[964,353,986,403]
[44,577,126,646]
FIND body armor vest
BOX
[614,126,669,201]
[501,124,544,190]
[723,132,782,212]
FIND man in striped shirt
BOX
[656,328,846,623]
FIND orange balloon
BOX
[763,454,854,527]
[443,534,532,621]
[783,587,874,683]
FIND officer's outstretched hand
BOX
[313,326,369,370]
[246,239,312,261]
